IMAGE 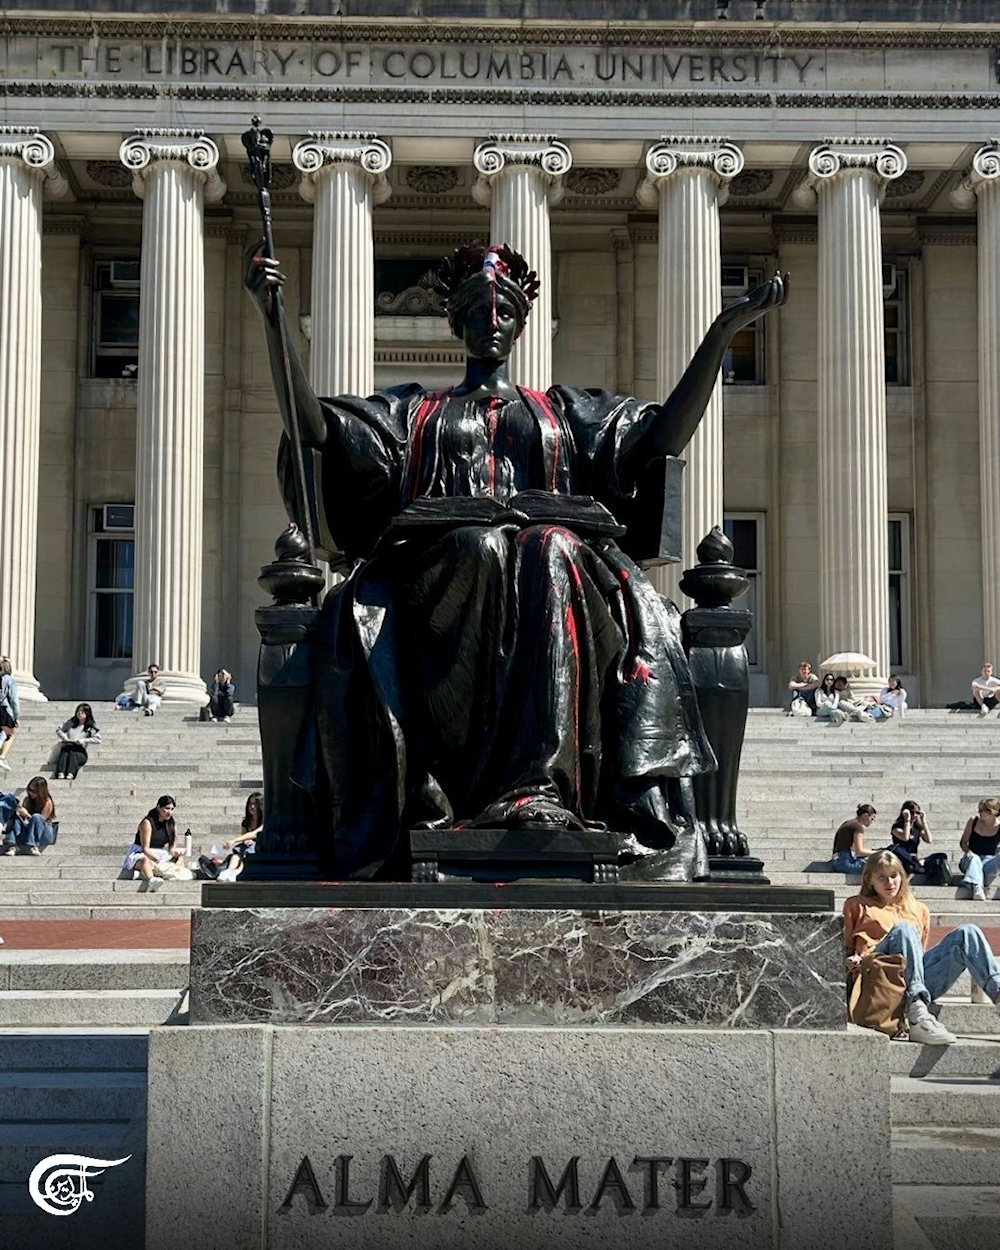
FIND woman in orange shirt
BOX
[843,850,1000,1046]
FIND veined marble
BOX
[189,907,844,1029]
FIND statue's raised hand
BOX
[243,238,285,323]
[718,271,789,335]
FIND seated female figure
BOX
[247,243,786,880]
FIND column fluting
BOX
[636,137,743,600]
[473,135,572,392]
[953,144,1000,669]
[794,139,906,689]
[0,128,68,701]
[293,132,391,397]
[120,130,225,703]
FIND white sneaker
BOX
[980,704,990,717]
[0,758,9,771]
[28,847,40,857]
[972,884,988,902]
[906,999,957,1046]
[147,876,164,893]
[217,868,239,883]
[2,847,15,857]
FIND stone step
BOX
[0,1070,145,1120]
[894,1183,1000,1247]
[0,952,188,992]
[890,1037,1000,1078]
[892,1075,1000,1125]
[0,906,194,921]
[932,1000,1000,1035]
[893,1124,1000,1185]
[0,1031,147,1068]
[0,989,184,1027]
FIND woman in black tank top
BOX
[120,795,178,892]
[959,798,1000,900]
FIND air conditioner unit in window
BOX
[882,262,897,298]
[721,265,749,296]
[110,260,140,288]
[102,504,135,532]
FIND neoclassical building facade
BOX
[1,0,999,707]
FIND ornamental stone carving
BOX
[119,129,225,202]
[636,137,744,209]
[884,170,925,199]
[0,126,69,199]
[472,134,572,207]
[292,132,392,205]
[792,138,907,208]
[564,167,621,196]
[728,169,774,198]
[241,161,297,192]
[86,160,133,189]
[405,166,460,195]
[950,141,1000,209]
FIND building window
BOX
[721,265,764,385]
[723,513,764,669]
[90,505,134,661]
[92,259,140,377]
[888,513,911,671]
[883,263,909,386]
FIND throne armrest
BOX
[620,455,685,568]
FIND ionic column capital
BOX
[636,137,744,209]
[292,132,392,205]
[792,138,907,208]
[119,129,226,202]
[472,134,572,207]
[950,141,1000,209]
[0,126,69,200]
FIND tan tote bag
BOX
[848,953,907,1036]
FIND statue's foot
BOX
[469,789,588,831]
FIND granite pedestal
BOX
[150,885,891,1250]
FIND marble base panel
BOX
[145,1024,891,1250]
[189,906,845,1029]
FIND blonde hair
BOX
[860,850,920,915]
[0,657,10,677]
[978,798,1000,816]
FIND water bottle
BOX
[184,828,193,859]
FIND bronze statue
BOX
[246,237,786,883]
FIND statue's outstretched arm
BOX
[244,246,327,449]
[628,272,789,467]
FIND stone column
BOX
[0,128,68,701]
[793,140,905,690]
[953,143,1000,668]
[472,134,572,392]
[636,137,744,600]
[120,130,225,704]
[292,132,392,397]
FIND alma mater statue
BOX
[246,242,787,882]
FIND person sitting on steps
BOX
[120,795,181,892]
[54,703,101,780]
[201,791,262,882]
[2,777,56,856]
[208,669,235,722]
[131,664,165,716]
[831,804,878,873]
[887,800,931,876]
[958,797,1000,902]
[0,657,19,773]
[814,673,845,725]
[972,662,1000,718]
[844,849,1000,1047]
[786,660,820,715]
[833,675,875,722]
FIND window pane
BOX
[887,519,902,571]
[99,293,140,346]
[96,539,135,590]
[884,305,899,328]
[884,332,899,384]
[95,592,133,660]
[888,573,902,668]
[724,518,757,569]
[722,328,758,383]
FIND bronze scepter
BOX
[241,115,317,564]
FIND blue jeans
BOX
[960,852,1000,889]
[875,921,1000,1005]
[4,813,54,850]
[831,850,867,873]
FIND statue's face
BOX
[460,288,521,363]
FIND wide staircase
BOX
[742,708,1000,1248]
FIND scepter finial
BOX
[241,116,274,194]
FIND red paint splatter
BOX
[520,387,561,492]
[628,660,653,685]
[486,394,500,496]
[511,795,533,809]
[405,389,448,502]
